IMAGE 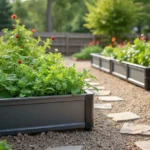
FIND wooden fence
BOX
[0,32,140,55]
[33,32,111,54]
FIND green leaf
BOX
[71,88,80,96]
[56,82,61,90]
[0,140,11,150]
[62,82,67,89]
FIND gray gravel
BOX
[0,57,150,150]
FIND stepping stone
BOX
[135,141,150,150]
[88,82,100,86]
[84,78,91,82]
[45,146,83,150]
[90,86,106,91]
[107,112,140,121]
[94,90,111,96]
[83,86,105,90]
[94,103,112,110]
[120,123,150,135]
[99,96,123,102]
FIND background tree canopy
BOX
[0,0,150,35]
[10,0,92,32]
[84,0,142,39]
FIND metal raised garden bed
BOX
[91,54,112,73]
[90,53,150,90]
[0,90,94,136]
[111,59,128,80]
[124,62,150,90]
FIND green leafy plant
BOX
[0,14,95,98]
[0,140,11,150]
[102,36,150,66]
[72,41,102,59]
[84,0,142,39]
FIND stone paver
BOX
[94,103,112,109]
[83,86,105,90]
[99,96,123,102]
[120,123,150,135]
[135,141,150,150]
[45,146,83,150]
[94,90,111,96]
[107,112,140,121]
[84,78,91,82]
[89,87,106,91]
[88,82,100,86]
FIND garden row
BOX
[91,53,150,90]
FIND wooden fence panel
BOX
[0,31,144,55]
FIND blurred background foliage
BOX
[0,0,150,35]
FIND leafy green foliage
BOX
[84,0,142,38]
[102,38,150,66]
[0,140,11,150]
[0,17,94,98]
[72,41,102,59]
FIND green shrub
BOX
[0,15,95,98]
[72,42,102,59]
[0,140,11,150]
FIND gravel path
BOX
[0,56,150,150]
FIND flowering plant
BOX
[102,35,150,66]
[0,15,94,98]
[72,40,102,60]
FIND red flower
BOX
[111,37,116,43]
[11,14,17,19]
[51,36,55,40]
[18,60,22,64]
[89,41,94,46]
[16,35,20,38]
[32,29,36,33]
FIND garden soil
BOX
[0,56,150,150]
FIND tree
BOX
[47,0,52,32]
[84,0,142,39]
[135,0,150,34]
[52,0,92,32]
[0,0,12,31]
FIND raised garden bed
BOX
[91,53,100,69]
[0,90,94,136]
[124,62,150,90]
[90,53,150,90]
[111,59,128,80]
[91,54,111,73]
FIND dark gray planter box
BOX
[90,53,100,69]
[90,53,150,90]
[91,54,111,73]
[0,90,94,136]
[111,59,128,80]
[124,62,150,90]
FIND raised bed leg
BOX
[85,93,93,131]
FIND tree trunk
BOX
[46,0,52,32]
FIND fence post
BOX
[66,33,69,55]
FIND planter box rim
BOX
[122,61,150,69]
[111,58,150,69]
[91,53,111,60]
[0,90,93,101]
